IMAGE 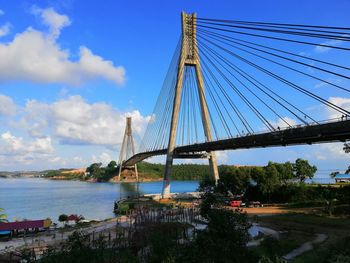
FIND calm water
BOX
[305,177,335,184]
[0,178,198,222]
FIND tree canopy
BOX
[0,208,7,222]
[293,158,317,182]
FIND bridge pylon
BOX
[117,117,138,181]
[162,12,219,198]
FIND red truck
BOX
[230,200,242,207]
[230,199,247,207]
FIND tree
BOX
[293,158,317,182]
[322,187,337,216]
[0,208,7,222]
[217,166,250,195]
[330,171,340,178]
[86,163,106,181]
[86,162,102,175]
[343,142,350,153]
[58,214,68,225]
[107,160,117,168]
[274,161,294,184]
[176,189,256,262]
[256,162,280,201]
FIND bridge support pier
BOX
[118,117,138,181]
[162,12,219,198]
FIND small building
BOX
[0,219,52,237]
[334,174,350,183]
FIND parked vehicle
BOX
[248,201,263,207]
[229,200,246,207]
[230,200,242,207]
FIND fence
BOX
[1,207,205,262]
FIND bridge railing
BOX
[165,116,350,149]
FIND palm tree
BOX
[0,208,7,222]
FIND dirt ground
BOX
[229,206,324,216]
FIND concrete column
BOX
[162,12,220,198]
[118,117,138,181]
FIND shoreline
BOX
[48,177,172,183]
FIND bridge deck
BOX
[124,119,350,166]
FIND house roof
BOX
[67,214,80,221]
[334,174,350,179]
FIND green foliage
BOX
[44,170,84,180]
[86,162,105,181]
[185,211,254,262]
[293,158,317,182]
[118,203,130,215]
[142,223,181,263]
[0,207,7,221]
[107,160,117,168]
[204,160,320,204]
[258,256,286,263]
[44,170,61,177]
[330,171,340,178]
[85,161,118,182]
[58,214,68,223]
[329,255,350,263]
[343,142,350,153]
[85,160,210,182]
[217,165,251,195]
[178,191,256,263]
[138,162,211,180]
[326,236,350,263]
[198,159,350,209]
[346,166,350,174]
[37,231,139,263]
[259,162,281,200]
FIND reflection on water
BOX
[0,178,198,222]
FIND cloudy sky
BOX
[0,0,349,176]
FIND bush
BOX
[58,214,68,223]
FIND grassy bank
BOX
[258,214,350,262]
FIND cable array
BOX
[139,18,350,152]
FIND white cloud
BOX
[92,152,113,166]
[314,38,345,53]
[77,47,126,85]
[31,6,70,39]
[73,156,88,165]
[17,95,150,148]
[327,97,350,119]
[0,94,16,116]
[0,8,125,85]
[216,151,229,164]
[50,96,150,146]
[0,23,10,37]
[313,142,348,161]
[268,117,297,130]
[0,131,58,169]
[0,131,54,156]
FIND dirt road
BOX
[230,206,323,216]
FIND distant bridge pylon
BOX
[117,117,138,181]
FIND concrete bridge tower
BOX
[162,12,219,198]
[118,117,139,181]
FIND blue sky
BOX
[0,0,349,176]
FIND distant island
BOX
[42,161,213,182]
[0,171,44,179]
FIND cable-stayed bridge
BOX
[119,12,350,197]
